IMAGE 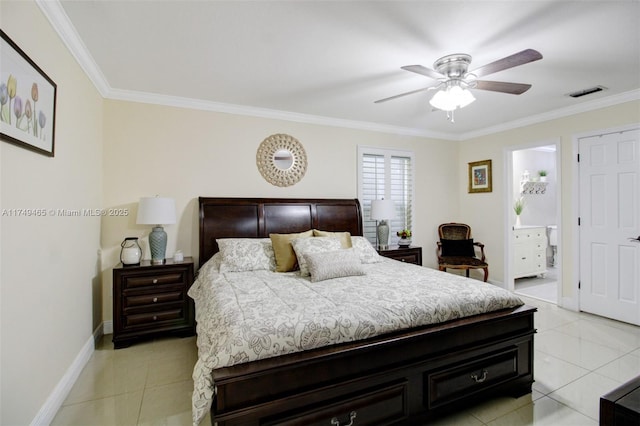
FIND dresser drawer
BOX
[392,253,421,264]
[124,308,184,327]
[426,348,519,409]
[123,272,185,290]
[265,381,407,426]
[124,291,184,308]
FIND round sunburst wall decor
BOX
[256,133,308,187]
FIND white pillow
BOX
[306,248,365,282]
[290,237,343,276]
[350,236,383,263]
[217,238,276,272]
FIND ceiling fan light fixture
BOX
[429,83,476,112]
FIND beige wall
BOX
[458,101,640,290]
[0,1,103,424]
[101,100,460,322]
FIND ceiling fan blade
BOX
[374,86,435,103]
[474,80,532,95]
[470,49,542,78]
[401,65,444,80]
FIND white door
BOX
[579,128,640,325]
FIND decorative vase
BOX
[398,237,411,247]
[120,237,142,265]
[376,220,390,249]
[515,215,522,228]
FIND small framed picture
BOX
[468,159,492,193]
[1,29,57,157]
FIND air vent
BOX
[567,86,607,98]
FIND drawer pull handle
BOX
[331,411,356,426]
[471,369,488,383]
[401,259,406,262]
[152,315,158,321]
[153,297,158,303]
[152,279,158,284]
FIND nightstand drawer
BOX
[378,246,423,266]
[125,291,184,308]
[124,308,184,327]
[123,272,185,290]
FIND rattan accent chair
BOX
[436,223,489,282]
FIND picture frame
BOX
[1,29,56,157]
[468,159,492,193]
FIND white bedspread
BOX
[188,254,523,424]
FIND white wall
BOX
[512,148,557,227]
[0,2,103,424]
[100,99,460,323]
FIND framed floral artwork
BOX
[1,29,57,157]
[468,159,492,193]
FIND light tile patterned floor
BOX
[52,295,640,425]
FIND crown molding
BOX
[36,0,111,97]
[459,89,640,140]
[108,88,454,140]
[38,0,639,142]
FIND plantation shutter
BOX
[358,147,414,245]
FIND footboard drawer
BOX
[426,348,519,409]
[264,382,407,426]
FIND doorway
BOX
[505,140,562,304]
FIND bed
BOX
[192,197,536,425]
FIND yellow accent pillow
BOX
[313,229,352,248]
[270,230,314,272]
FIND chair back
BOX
[438,223,472,240]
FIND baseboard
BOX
[560,296,579,311]
[30,323,105,425]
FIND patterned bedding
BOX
[188,253,523,424]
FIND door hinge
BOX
[577,153,580,162]
[578,217,581,226]
[578,281,581,289]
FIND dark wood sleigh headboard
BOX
[198,197,363,267]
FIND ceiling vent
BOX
[567,86,607,98]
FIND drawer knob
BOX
[471,369,488,383]
[401,259,406,262]
[331,411,356,426]
[153,297,158,303]
[152,315,158,321]
[152,279,158,284]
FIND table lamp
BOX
[136,196,176,264]
[370,199,396,250]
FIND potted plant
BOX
[396,229,412,247]
[513,197,524,227]
[538,170,548,182]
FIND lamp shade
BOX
[429,85,475,112]
[136,197,176,225]
[370,199,396,220]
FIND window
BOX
[358,146,414,245]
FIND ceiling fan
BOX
[375,49,543,121]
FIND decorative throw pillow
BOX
[306,248,366,282]
[312,230,352,248]
[350,236,383,263]
[269,230,314,272]
[291,237,343,276]
[217,238,276,272]
[441,239,475,257]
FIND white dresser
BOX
[513,226,548,279]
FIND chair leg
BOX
[483,268,489,282]
[466,270,470,277]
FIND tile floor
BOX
[515,266,558,304]
[52,295,640,425]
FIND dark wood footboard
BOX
[211,305,536,425]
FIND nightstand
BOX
[112,257,195,348]
[378,246,423,266]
